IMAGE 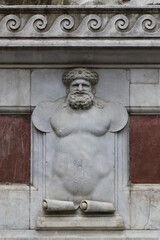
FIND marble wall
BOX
[0,67,159,232]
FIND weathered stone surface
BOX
[0,70,30,106]
[96,69,129,106]
[0,230,160,239]
[130,84,160,107]
[131,190,160,229]
[31,69,65,106]
[36,215,124,230]
[130,69,159,84]
[0,191,29,229]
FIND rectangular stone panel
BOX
[0,69,30,106]
[130,84,160,107]
[96,69,129,106]
[0,191,29,229]
[130,69,159,84]
[131,190,160,230]
[0,115,30,183]
[130,116,160,183]
[31,69,66,106]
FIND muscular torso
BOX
[50,101,113,198]
[32,97,127,204]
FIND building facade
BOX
[0,0,160,239]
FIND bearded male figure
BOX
[32,68,128,213]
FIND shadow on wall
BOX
[0,0,55,4]
[0,0,132,5]
[1,0,160,5]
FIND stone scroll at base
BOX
[36,215,124,230]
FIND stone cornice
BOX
[1,5,160,12]
[0,5,160,47]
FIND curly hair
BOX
[62,68,99,86]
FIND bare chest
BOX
[50,106,110,137]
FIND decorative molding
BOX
[129,107,160,115]
[0,106,31,114]
[0,6,159,39]
[1,64,160,69]
[0,13,160,38]
[0,6,160,48]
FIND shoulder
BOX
[36,97,65,108]
[32,97,65,133]
[95,97,128,133]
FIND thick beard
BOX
[68,92,94,110]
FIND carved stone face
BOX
[67,79,94,110]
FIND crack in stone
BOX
[144,191,154,229]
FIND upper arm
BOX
[32,102,55,133]
[107,102,128,133]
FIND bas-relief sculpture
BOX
[32,68,128,228]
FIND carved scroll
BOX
[43,199,76,212]
[80,200,115,213]
[0,12,159,37]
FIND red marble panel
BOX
[130,115,160,183]
[0,115,30,183]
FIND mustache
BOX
[70,90,90,94]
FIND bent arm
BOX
[32,101,55,133]
[107,102,128,133]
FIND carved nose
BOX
[78,84,82,91]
